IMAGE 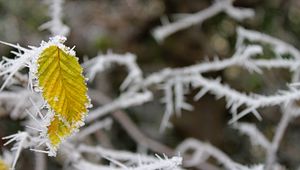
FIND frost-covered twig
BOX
[234,89,300,169]
[77,144,182,170]
[233,123,271,149]
[74,156,182,170]
[0,88,41,119]
[0,41,31,91]
[86,91,152,122]
[160,80,175,131]
[237,27,300,59]
[264,69,300,169]
[129,45,298,91]
[264,103,293,170]
[78,144,158,163]
[72,118,113,141]
[125,44,300,127]
[2,132,29,170]
[84,52,143,90]
[55,141,182,170]
[152,0,254,42]
[190,74,300,123]
[160,77,193,131]
[40,0,70,36]
[86,42,300,128]
[176,138,245,170]
[154,45,300,126]
[176,138,267,170]
[129,156,182,170]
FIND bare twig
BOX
[265,105,292,170]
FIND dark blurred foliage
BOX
[1,0,300,169]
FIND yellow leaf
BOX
[37,45,89,149]
[0,159,8,170]
[47,116,72,147]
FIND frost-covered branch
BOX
[72,118,113,141]
[40,0,70,36]
[237,27,300,59]
[78,144,158,163]
[86,91,152,122]
[152,0,254,42]
[233,93,300,169]
[176,138,247,170]
[86,38,300,128]
[233,123,271,149]
[77,144,182,170]
[84,52,143,90]
[75,157,182,170]
[190,74,300,123]
[264,103,293,170]
[152,44,300,126]
[176,138,268,170]
[54,141,182,170]
[130,44,298,91]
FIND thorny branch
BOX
[152,0,254,42]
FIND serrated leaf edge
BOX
[30,36,91,154]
